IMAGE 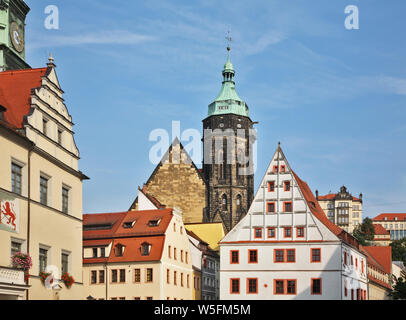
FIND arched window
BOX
[141,242,151,256]
[222,194,227,211]
[236,195,242,207]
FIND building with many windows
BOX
[0,57,88,299]
[316,186,363,233]
[83,205,193,300]
[219,144,368,300]
[372,213,406,241]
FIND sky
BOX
[23,0,406,218]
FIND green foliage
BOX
[390,238,406,264]
[392,277,406,300]
[353,217,375,246]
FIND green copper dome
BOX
[207,57,249,118]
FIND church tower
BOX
[202,51,256,232]
[0,0,31,71]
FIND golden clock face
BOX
[10,22,24,53]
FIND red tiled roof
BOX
[318,193,361,201]
[83,209,174,264]
[373,213,406,222]
[0,67,48,128]
[373,224,390,236]
[363,246,392,274]
[293,171,343,237]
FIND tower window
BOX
[222,195,227,211]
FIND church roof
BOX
[207,56,249,118]
[0,67,49,129]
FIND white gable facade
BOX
[219,144,368,300]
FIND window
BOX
[181,273,184,287]
[344,251,347,265]
[274,280,284,294]
[100,247,105,258]
[286,249,295,263]
[91,271,97,284]
[114,244,124,257]
[146,268,153,282]
[11,241,22,257]
[222,194,227,211]
[174,248,177,260]
[166,269,170,284]
[148,220,160,227]
[267,202,275,213]
[181,250,184,262]
[99,270,105,283]
[185,252,188,264]
[230,279,240,294]
[141,243,151,256]
[168,246,171,259]
[274,249,284,262]
[247,278,258,294]
[119,269,126,283]
[39,248,48,273]
[174,271,177,285]
[248,250,258,263]
[42,118,48,135]
[134,269,141,283]
[40,176,48,205]
[268,181,275,192]
[297,227,304,238]
[284,181,291,192]
[111,270,118,283]
[273,165,278,173]
[11,163,22,195]
[311,248,321,263]
[254,228,262,239]
[62,187,69,214]
[284,227,292,238]
[280,165,286,173]
[230,250,239,264]
[311,278,322,295]
[61,253,69,274]
[57,129,63,144]
[146,297,153,300]
[187,274,190,288]
[92,248,98,258]
[283,202,292,213]
[267,227,275,238]
[286,280,296,295]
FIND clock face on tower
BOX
[9,22,24,53]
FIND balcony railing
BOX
[0,266,26,285]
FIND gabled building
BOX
[360,246,392,300]
[129,139,207,224]
[372,213,406,241]
[83,207,193,300]
[0,56,88,300]
[316,186,363,233]
[372,224,391,246]
[219,144,368,300]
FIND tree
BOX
[392,272,406,300]
[353,217,375,246]
[390,238,406,264]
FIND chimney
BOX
[0,105,6,120]
[315,190,319,200]
[359,193,363,202]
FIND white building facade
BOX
[219,144,368,300]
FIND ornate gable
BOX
[221,143,341,243]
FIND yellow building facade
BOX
[0,60,88,300]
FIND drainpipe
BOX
[26,147,33,300]
[105,263,108,300]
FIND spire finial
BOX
[47,53,56,68]
[225,30,232,56]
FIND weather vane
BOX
[225,30,233,52]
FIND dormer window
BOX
[141,242,151,256]
[123,220,136,228]
[395,217,398,221]
[148,219,161,227]
[384,217,387,221]
[114,244,124,257]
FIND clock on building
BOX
[9,21,24,53]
